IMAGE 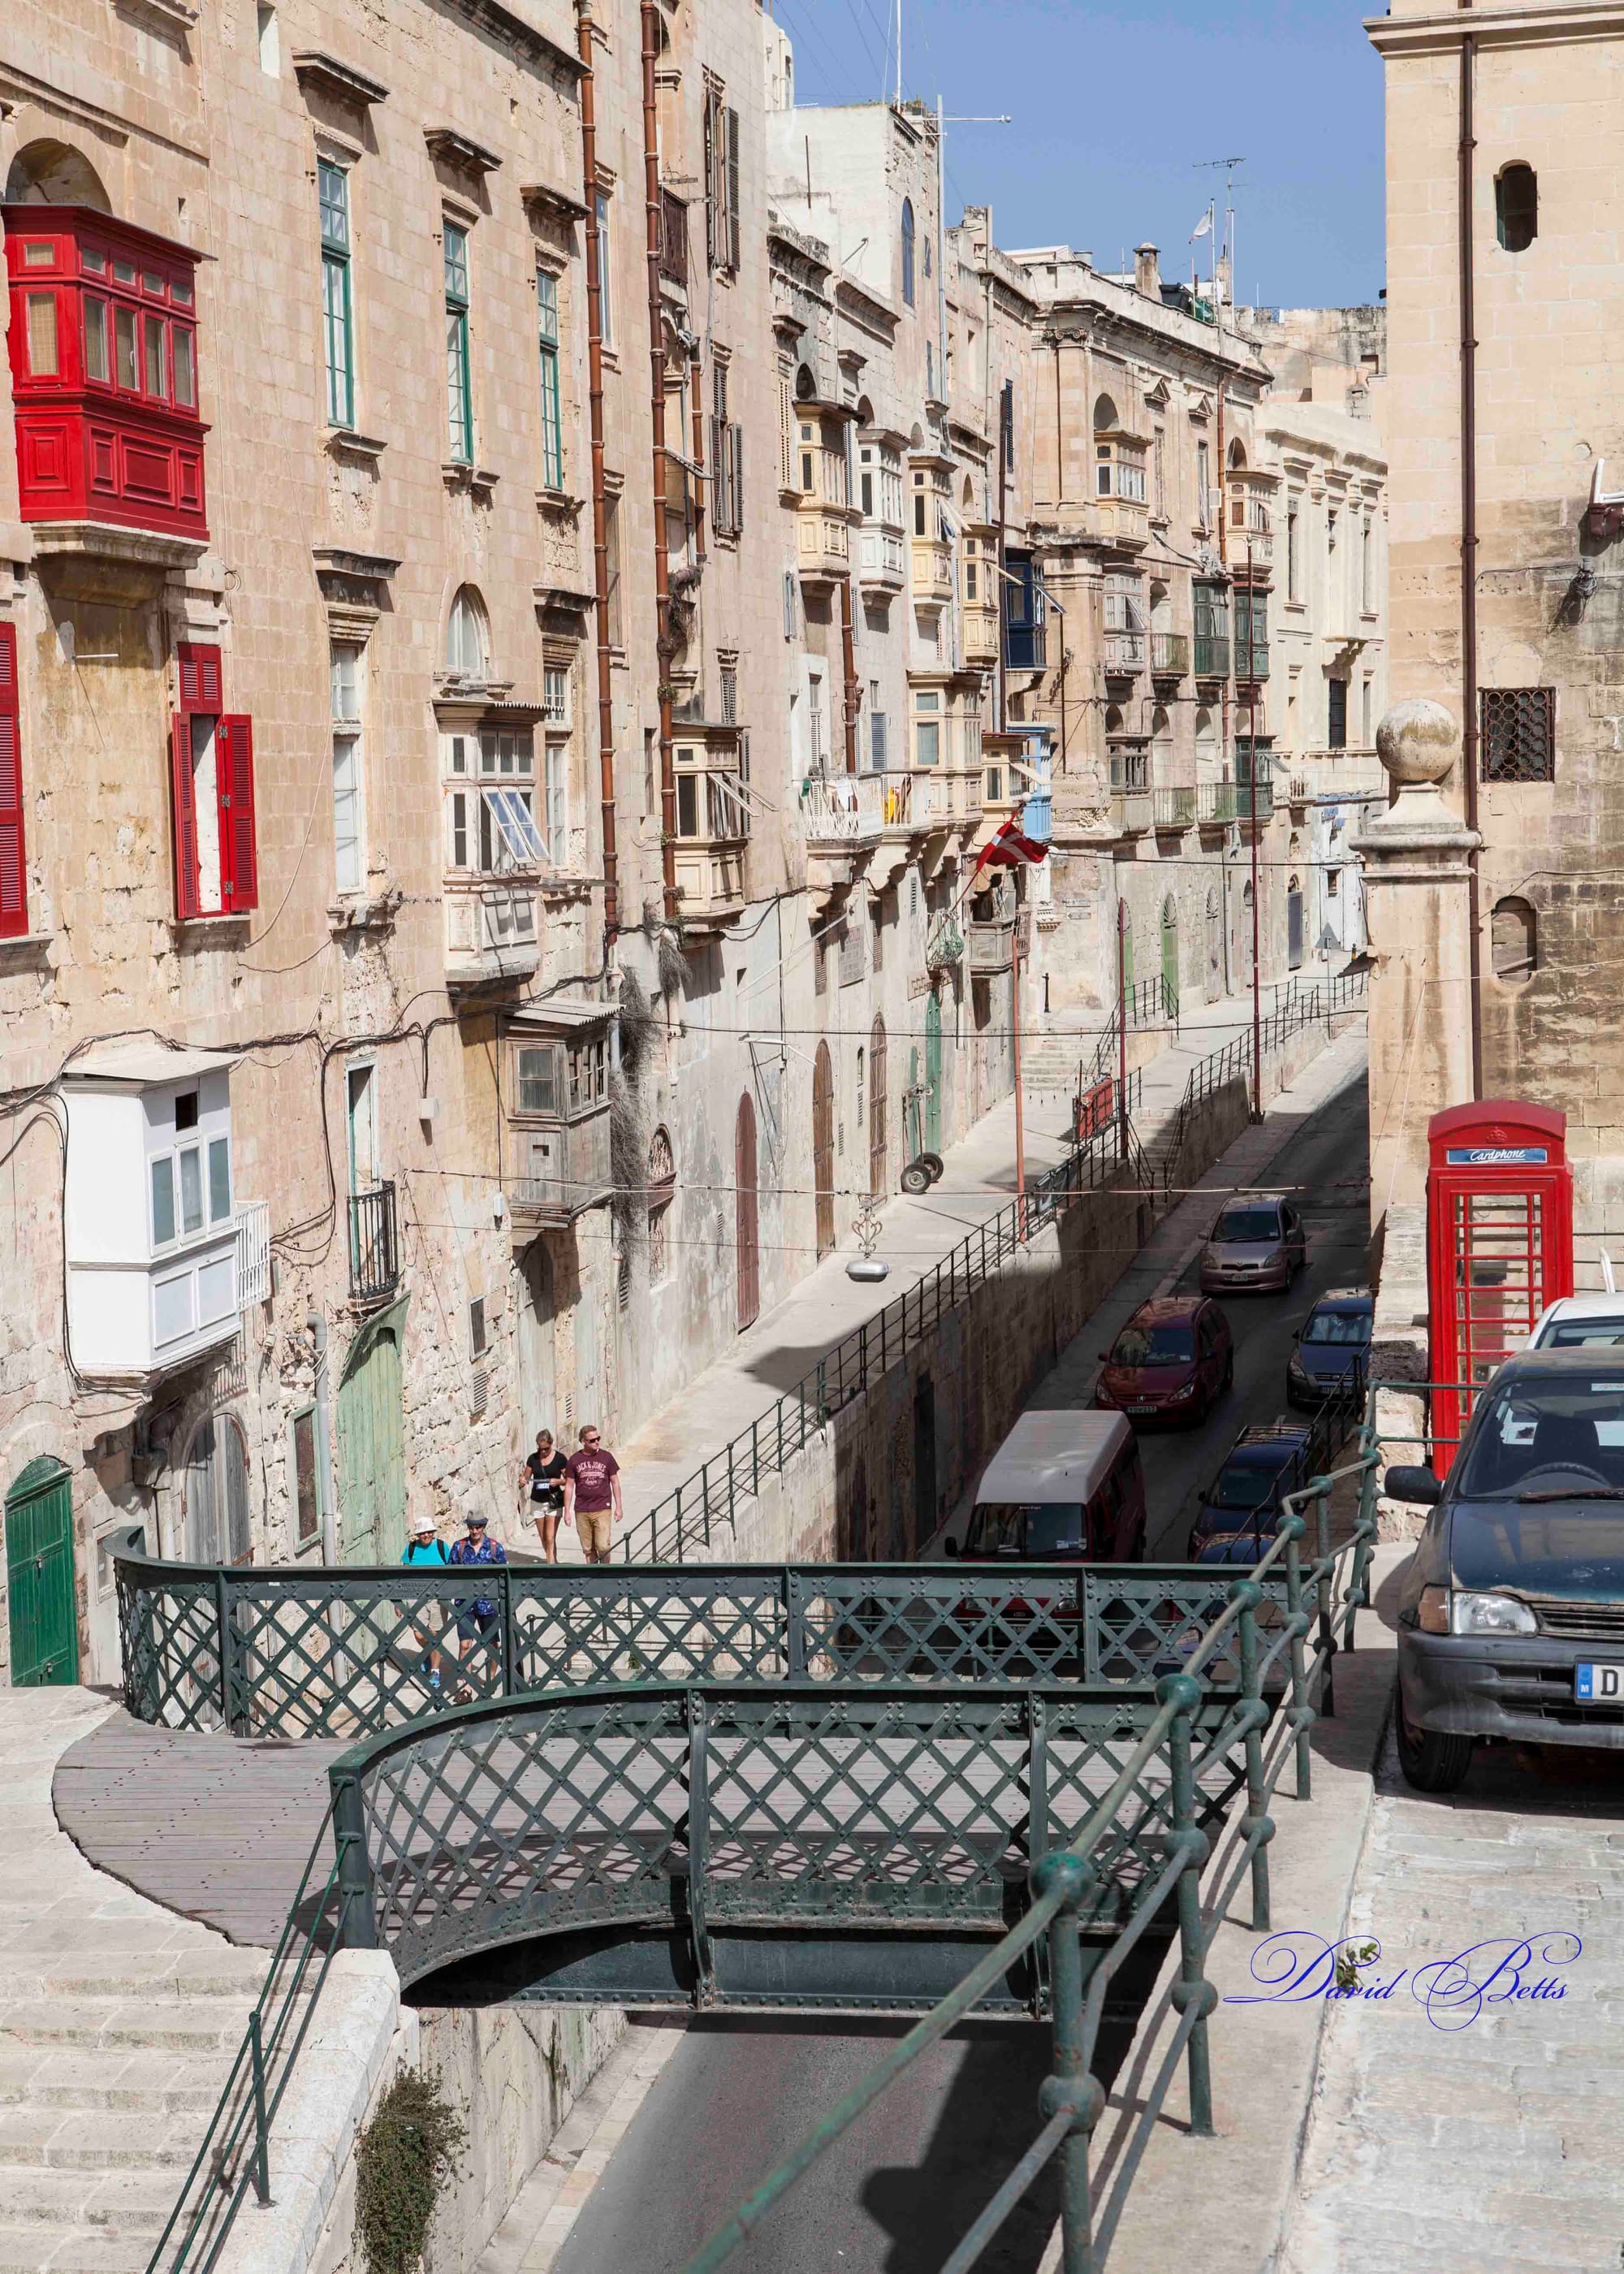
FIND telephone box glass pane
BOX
[1453,1188,1544,1384]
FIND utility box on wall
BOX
[1425,1100,1573,1471]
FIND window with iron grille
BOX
[1480,687,1555,783]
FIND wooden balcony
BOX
[508,1105,613,1226]
[858,525,906,593]
[1150,632,1189,681]
[1091,494,1148,551]
[911,537,953,607]
[444,880,540,986]
[797,503,851,588]
[1103,631,1145,680]
[963,599,1000,666]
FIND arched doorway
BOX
[183,1412,251,1565]
[924,990,944,1152]
[5,1458,76,1686]
[1160,897,1180,1012]
[869,1016,888,1198]
[518,1241,558,1443]
[1205,888,1222,1003]
[736,1092,760,1330]
[1288,874,1305,971]
[812,1042,835,1258]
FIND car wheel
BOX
[1395,1683,1473,1793]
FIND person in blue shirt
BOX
[448,1510,507,1690]
[400,1513,450,1694]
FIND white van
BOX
[952,1411,1147,1563]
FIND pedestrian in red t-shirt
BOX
[564,1425,622,1563]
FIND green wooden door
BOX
[924,992,943,1152]
[1160,897,1180,1015]
[336,1325,407,1565]
[6,1459,77,1687]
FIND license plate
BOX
[1125,1403,1156,1416]
[1574,1662,1624,1701]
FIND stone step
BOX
[0,1952,266,2003]
[0,2225,153,2274]
[0,2111,199,2172]
[0,2000,255,2056]
[0,2048,241,2116]
[0,2168,182,2237]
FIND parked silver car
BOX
[1199,1193,1307,1295]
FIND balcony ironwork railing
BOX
[348,1182,400,1305]
[1152,786,1196,829]
[1102,631,1144,675]
[1194,774,1273,825]
[659,188,689,287]
[1108,749,1149,793]
[1149,631,1189,677]
[1193,633,1230,679]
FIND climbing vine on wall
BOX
[354,2067,468,2274]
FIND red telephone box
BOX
[1426,1101,1574,1471]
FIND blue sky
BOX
[775,0,1385,309]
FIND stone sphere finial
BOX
[1376,698,1459,788]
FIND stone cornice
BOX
[1366,1,1624,56]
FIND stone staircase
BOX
[0,1691,270,2274]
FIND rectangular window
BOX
[1361,677,1374,745]
[292,1410,320,1544]
[0,623,25,941]
[114,305,137,391]
[208,1135,232,1222]
[444,223,472,463]
[1480,686,1556,783]
[914,692,941,767]
[1286,499,1302,602]
[537,268,564,488]
[84,296,109,383]
[469,1295,486,1360]
[1003,551,1044,670]
[331,642,364,893]
[704,89,741,270]
[448,789,469,869]
[543,666,570,725]
[1195,439,1211,529]
[24,293,58,377]
[143,312,166,399]
[150,1156,176,1247]
[1327,677,1348,750]
[1361,519,1374,612]
[594,191,613,351]
[169,644,257,919]
[172,326,196,409]
[516,1044,561,1115]
[604,493,624,646]
[320,161,354,430]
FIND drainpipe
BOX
[1458,6,1484,1097]
[641,0,678,921]
[997,376,1010,733]
[577,0,620,939]
[307,1310,336,1563]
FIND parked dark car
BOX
[1391,1350,1624,1792]
[1094,1295,1232,1427]
[1186,1414,1335,1564]
[1287,1290,1373,1409]
[1199,1194,1307,1295]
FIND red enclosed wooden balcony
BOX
[2,205,208,549]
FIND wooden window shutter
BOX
[0,625,26,940]
[218,715,259,910]
[170,714,202,921]
[703,95,718,267]
[708,413,726,530]
[731,423,745,534]
[726,109,741,270]
[176,641,223,715]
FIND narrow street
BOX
[546,1040,1373,2274]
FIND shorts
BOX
[575,1508,614,1558]
[456,1607,498,1643]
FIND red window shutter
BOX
[176,641,222,715]
[218,714,258,911]
[0,625,27,940]
[170,712,202,920]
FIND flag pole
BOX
[1012,906,1026,1237]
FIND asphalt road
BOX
[1138,1066,1372,1559]
[552,1059,1372,2274]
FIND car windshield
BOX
[1112,1324,1194,1366]
[1544,1321,1624,1349]
[1214,1205,1281,1243]
[1209,1456,1289,1510]
[1454,1377,1624,1500]
[1302,1309,1371,1347]
[969,1502,1087,1558]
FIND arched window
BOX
[445,585,490,677]
[183,1412,250,1565]
[901,199,916,307]
[1227,438,1248,471]
[1093,394,1119,435]
[647,1125,675,1285]
[4,139,111,210]
[1194,707,1218,776]
[1492,895,1538,983]
[1496,164,1537,253]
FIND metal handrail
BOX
[619,1105,1147,1563]
[145,1799,357,2274]
[684,1449,1380,2273]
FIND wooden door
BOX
[924,992,943,1151]
[736,1092,760,1331]
[336,1325,407,1563]
[5,1459,76,1686]
[868,1016,888,1198]
[812,1042,835,1259]
[1160,897,1180,1013]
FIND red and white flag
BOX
[976,818,1048,871]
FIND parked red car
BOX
[1094,1295,1233,1427]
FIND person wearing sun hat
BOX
[400,1511,450,1693]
